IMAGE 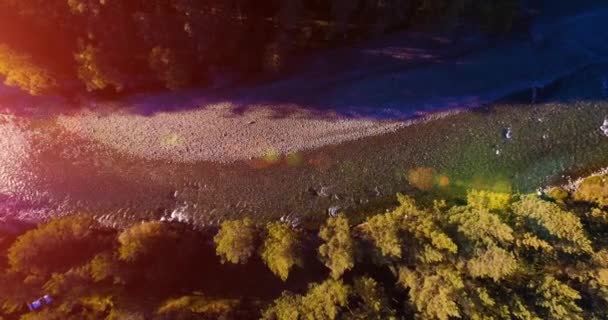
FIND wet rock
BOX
[502,127,512,140]
[318,187,330,197]
[600,119,608,137]
[328,206,341,217]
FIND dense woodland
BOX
[0,0,522,96]
[1,173,608,319]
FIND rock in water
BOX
[601,119,608,137]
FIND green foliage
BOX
[7,215,108,276]
[318,215,354,279]
[0,44,57,95]
[574,175,608,207]
[214,218,257,264]
[260,222,302,281]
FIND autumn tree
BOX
[0,44,57,95]
[7,215,110,277]
[573,174,608,207]
[318,215,354,279]
[214,218,258,264]
[350,276,396,320]
[260,222,302,281]
[156,295,240,320]
[262,279,349,320]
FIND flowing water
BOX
[2,0,608,229]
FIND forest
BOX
[0,0,521,96]
[1,173,607,319]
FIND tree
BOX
[535,276,584,320]
[398,265,464,320]
[0,44,57,95]
[260,222,302,281]
[74,43,125,92]
[261,292,303,320]
[573,175,608,207]
[117,221,178,262]
[448,205,514,247]
[512,195,593,254]
[262,279,350,320]
[350,276,396,320]
[148,46,194,90]
[466,189,512,211]
[157,295,239,320]
[361,210,402,259]
[301,279,349,320]
[466,246,518,282]
[7,215,109,276]
[214,218,257,264]
[318,215,354,279]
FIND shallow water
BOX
[1,98,608,229]
[2,1,608,228]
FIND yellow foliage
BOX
[535,276,583,320]
[214,218,257,264]
[398,265,464,320]
[118,222,177,262]
[449,205,514,246]
[545,187,569,203]
[467,246,518,282]
[75,44,124,92]
[318,215,355,279]
[261,222,302,281]
[512,195,592,254]
[0,44,57,95]
[589,208,608,225]
[362,211,402,258]
[157,295,238,317]
[516,233,554,253]
[467,189,512,211]
[573,175,608,207]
